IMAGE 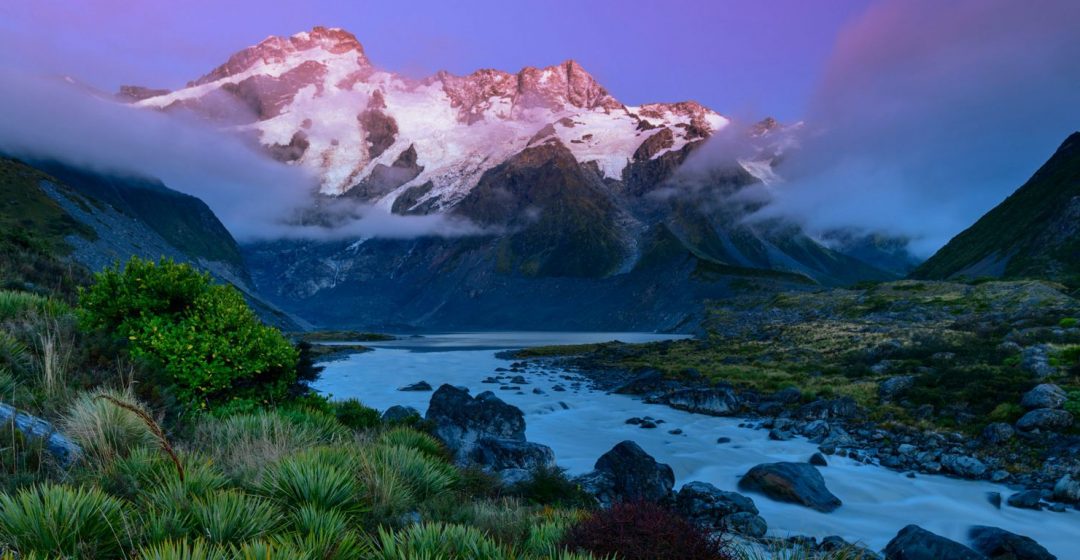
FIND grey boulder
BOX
[1020,384,1067,410]
[738,462,842,513]
[884,524,984,560]
[968,525,1056,560]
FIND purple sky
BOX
[0,0,871,121]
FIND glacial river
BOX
[314,332,1077,557]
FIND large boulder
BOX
[1020,345,1056,379]
[884,525,984,560]
[426,385,526,461]
[674,481,765,537]
[468,438,555,471]
[968,526,1056,560]
[738,462,842,512]
[1053,474,1080,503]
[981,423,1015,444]
[381,405,420,423]
[1020,384,1067,410]
[576,440,674,507]
[661,388,740,416]
[1015,409,1073,432]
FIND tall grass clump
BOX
[376,426,447,459]
[0,483,129,558]
[193,409,350,482]
[135,539,226,560]
[284,504,366,559]
[0,290,67,323]
[60,388,159,467]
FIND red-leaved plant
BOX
[560,501,732,560]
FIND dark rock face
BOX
[674,481,766,537]
[426,384,526,460]
[884,525,984,560]
[1015,409,1073,432]
[381,405,420,423]
[398,381,432,391]
[1053,474,1080,503]
[981,422,1015,444]
[879,375,916,402]
[661,387,741,416]
[1006,490,1043,510]
[794,397,859,420]
[968,526,1056,560]
[1020,384,1067,410]
[576,441,675,507]
[738,462,842,512]
[468,438,555,476]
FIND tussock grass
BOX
[60,388,159,468]
[0,483,130,559]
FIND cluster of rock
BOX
[424,384,555,484]
[883,524,1056,560]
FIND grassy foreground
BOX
[0,257,879,559]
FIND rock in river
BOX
[884,524,984,560]
[675,481,766,538]
[660,387,740,416]
[381,405,420,423]
[398,380,433,391]
[738,462,842,512]
[968,525,1057,560]
[576,440,674,507]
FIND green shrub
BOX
[189,490,281,545]
[0,483,129,558]
[256,454,363,515]
[1065,392,1080,416]
[1059,317,1078,328]
[333,398,382,431]
[79,258,298,411]
[60,388,159,467]
[368,522,510,560]
[508,465,595,509]
[988,402,1026,423]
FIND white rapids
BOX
[314,332,1078,557]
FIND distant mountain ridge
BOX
[915,132,1080,285]
[117,26,910,330]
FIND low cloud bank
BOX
[747,0,1080,257]
[0,71,481,242]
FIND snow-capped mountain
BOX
[123,27,906,331]
[129,26,728,209]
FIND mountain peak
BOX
[189,26,368,87]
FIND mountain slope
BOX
[0,156,304,329]
[914,132,1080,285]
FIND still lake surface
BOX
[315,332,1077,556]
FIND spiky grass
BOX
[360,443,458,501]
[193,410,351,482]
[60,388,159,468]
[135,539,227,560]
[188,490,281,546]
[0,483,129,559]
[376,426,447,459]
[368,522,509,560]
[256,454,363,515]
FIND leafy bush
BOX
[189,490,281,545]
[988,402,1026,423]
[368,522,509,560]
[1060,317,1078,328]
[60,388,159,467]
[0,483,129,558]
[561,501,730,560]
[333,398,382,431]
[1065,391,1080,416]
[79,258,298,411]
